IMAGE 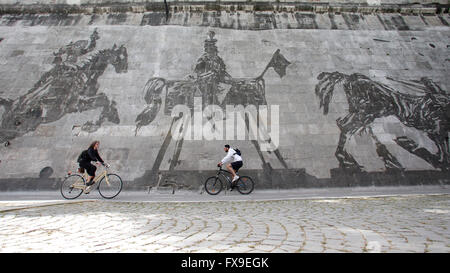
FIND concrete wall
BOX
[0,9,449,191]
[0,0,448,5]
[1,1,449,15]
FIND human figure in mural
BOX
[315,71,450,172]
[0,29,128,145]
[193,31,233,106]
[55,29,99,72]
[135,32,291,183]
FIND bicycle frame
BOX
[216,168,238,187]
[71,167,110,190]
[204,166,254,195]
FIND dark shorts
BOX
[231,161,243,172]
[79,161,97,177]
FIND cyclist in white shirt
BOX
[218,144,243,186]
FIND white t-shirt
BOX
[221,148,243,164]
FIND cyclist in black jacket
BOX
[77,140,107,188]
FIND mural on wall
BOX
[135,31,291,182]
[0,29,128,145]
[315,72,450,172]
[0,18,447,190]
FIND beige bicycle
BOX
[60,164,123,199]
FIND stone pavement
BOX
[0,186,449,253]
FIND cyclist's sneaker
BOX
[86,181,94,186]
[84,185,93,193]
[230,176,239,191]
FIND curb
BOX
[0,200,96,213]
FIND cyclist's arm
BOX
[95,150,104,164]
[87,148,104,164]
[221,149,234,165]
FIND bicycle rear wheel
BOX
[98,174,123,199]
[61,174,85,199]
[236,176,254,195]
[204,176,223,195]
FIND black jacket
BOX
[77,147,104,164]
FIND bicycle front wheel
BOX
[61,174,85,199]
[204,176,223,195]
[236,176,254,195]
[98,174,123,199]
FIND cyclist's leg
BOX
[230,161,243,184]
[226,163,237,180]
[80,161,96,186]
[86,165,96,186]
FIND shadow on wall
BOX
[0,167,448,191]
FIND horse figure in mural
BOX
[0,42,128,144]
[135,32,291,179]
[315,71,450,171]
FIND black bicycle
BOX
[204,166,255,195]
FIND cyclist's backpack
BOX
[234,148,241,156]
[77,150,88,163]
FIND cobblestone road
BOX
[0,194,448,253]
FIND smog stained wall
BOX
[0,9,449,190]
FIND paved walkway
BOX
[0,187,449,253]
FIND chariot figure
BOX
[135,32,291,185]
